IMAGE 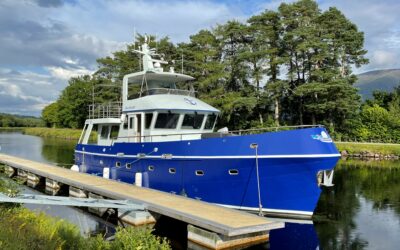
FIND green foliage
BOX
[0,113,43,128]
[42,102,60,128]
[110,227,170,250]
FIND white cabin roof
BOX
[123,94,220,113]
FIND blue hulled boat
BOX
[73,39,339,218]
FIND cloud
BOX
[318,0,400,71]
[46,66,93,80]
[0,0,242,116]
[52,0,241,42]
[33,0,64,8]
[0,68,66,116]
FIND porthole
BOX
[229,169,239,175]
[169,168,176,174]
[148,165,155,171]
[115,161,121,168]
[195,170,204,176]
[126,163,131,169]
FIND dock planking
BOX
[0,153,283,237]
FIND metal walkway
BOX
[0,193,144,210]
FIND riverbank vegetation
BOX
[0,113,43,128]
[22,127,83,140]
[336,142,400,157]
[0,174,170,250]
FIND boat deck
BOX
[0,153,283,237]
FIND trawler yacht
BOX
[74,39,340,218]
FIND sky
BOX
[1,0,400,116]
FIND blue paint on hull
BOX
[74,127,339,216]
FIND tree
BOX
[57,76,93,128]
[42,102,60,128]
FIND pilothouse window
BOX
[100,126,110,139]
[182,113,204,129]
[205,114,217,130]
[145,113,153,129]
[155,113,180,129]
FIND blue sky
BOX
[1,0,400,116]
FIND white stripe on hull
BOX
[75,150,340,159]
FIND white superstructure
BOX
[79,38,220,146]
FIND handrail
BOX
[89,102,122,119]
[140,88,195,97]
[114,125,324,142]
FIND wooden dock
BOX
[0,153,284,249]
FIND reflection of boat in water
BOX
[269,221,319,250]
[73,38,340,218]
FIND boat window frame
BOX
[181,113,205,130]
[154,112,180,129]
[100,125,110,139]
[204,113,217,130]
[78,124,88,144]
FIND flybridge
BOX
[122,36,196,101]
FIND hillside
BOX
[355,69,400,99]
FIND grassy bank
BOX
[22,127,83,140]
[0,207,170,250]
[336,142,400,156]
[0,174,170,250]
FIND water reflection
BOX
[0,131,75,167]
[314,160,400,250]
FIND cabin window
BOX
[195,170,204,176]
[145,113,153,129]
[205,114,217,130]
[169,168,176,174]
[100,126,110,139]
[229,169,239,175]
[116,161,121,168]
[155,113,180,129]
[182,113,205,129]
[110,125,119,140]
[87,125,98,144]
[129,117,134,129]
[126,163,131,169]
[127,79,142,100]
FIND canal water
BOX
[1,131,399,249]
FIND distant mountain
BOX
[355,69,400,99]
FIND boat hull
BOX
[74,127,340,218]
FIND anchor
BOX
[320,170,334,187]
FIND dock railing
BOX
[88,102,122,119]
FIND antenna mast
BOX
[181,53,184,74]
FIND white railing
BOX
[140,88,195,97]
[88,102,122,119]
